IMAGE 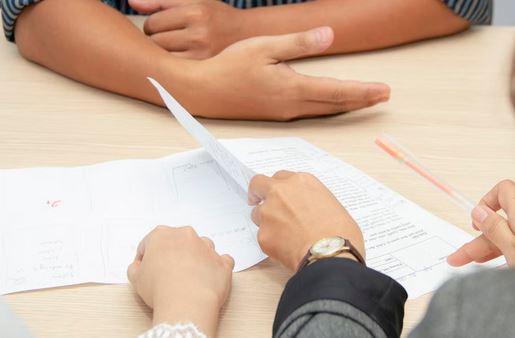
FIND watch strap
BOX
[297,238,366,272]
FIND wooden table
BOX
[1,17,514,337]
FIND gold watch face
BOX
[311,236,346,256]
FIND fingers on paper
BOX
[201,236,215,250]
[248,174,274,205]
[135,230,152,261]
[127,260,141,284]
[272,170,295,180]
[221,254,235,270]
[447,234,502,266]
[251,204,261,226]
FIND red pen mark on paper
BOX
[46,200,62,208]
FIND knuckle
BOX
[179,225,196,237]
[296,172,315,183]
[338,101,350,112]
[331,88,347,103]
[259,206,270,222]
[294,33,311,54]
[257,230,268,246]
[289,77,306,99]
[185,225,196,233]
[149,34,161,45]
[188,5,209,22]
[272,170,289,178]
[267,185,281,199]
[191,31,209,46]
[484,217,508,236]
[499,179,515,192]
[154,225,169,233]
[143,18,156,35]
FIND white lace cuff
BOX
[139,323,207,338]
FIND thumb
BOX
[473,205,515,263]
[259,26,334,61]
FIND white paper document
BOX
[0,81,503,297]
[0,137,503,297]
[148,77,255,200]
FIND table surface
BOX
[1,17,514,337]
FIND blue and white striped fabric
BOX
[443,0,493,25]
[1,0,492,43]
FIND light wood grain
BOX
[1,17,514,337]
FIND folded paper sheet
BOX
[148,77,255,200]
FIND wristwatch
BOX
[297,236,366,272]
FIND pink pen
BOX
[375,134,475,213]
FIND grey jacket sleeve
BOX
[275,299,387,338]
[409,268,515,338]
[273,258,407,338]
[0,298,33,338]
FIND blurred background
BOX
[494,0,515,25]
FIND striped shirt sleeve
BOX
[1,0,493,43]
[1,0,40,42]
[442,0,493,25]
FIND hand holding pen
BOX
[447,180,515,267]
[375,135,515,267]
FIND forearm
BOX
[238,0,469,55]
[14,0,190,105]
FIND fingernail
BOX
[313,27,333,46]
[370,84,390,100]
[472,206,488,224]
[376,95,390,103]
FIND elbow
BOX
[15,25,34,62]
[13,7,40,62]
[15,35,34,62]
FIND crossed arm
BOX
[12,0,390,121]
[129,0,476,59]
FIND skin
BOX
[127,226,234,337]
[248,170,365,271]
[129,0,470,59]
[15,0,389,121]
[129,176,514,333]
[129,171,365,335]
[447,180,515,267]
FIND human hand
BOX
[129,0,241,59]
[248,171,365,271]
[156,26,390,121]
[127,226,234,336]
[447,180,515,267]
